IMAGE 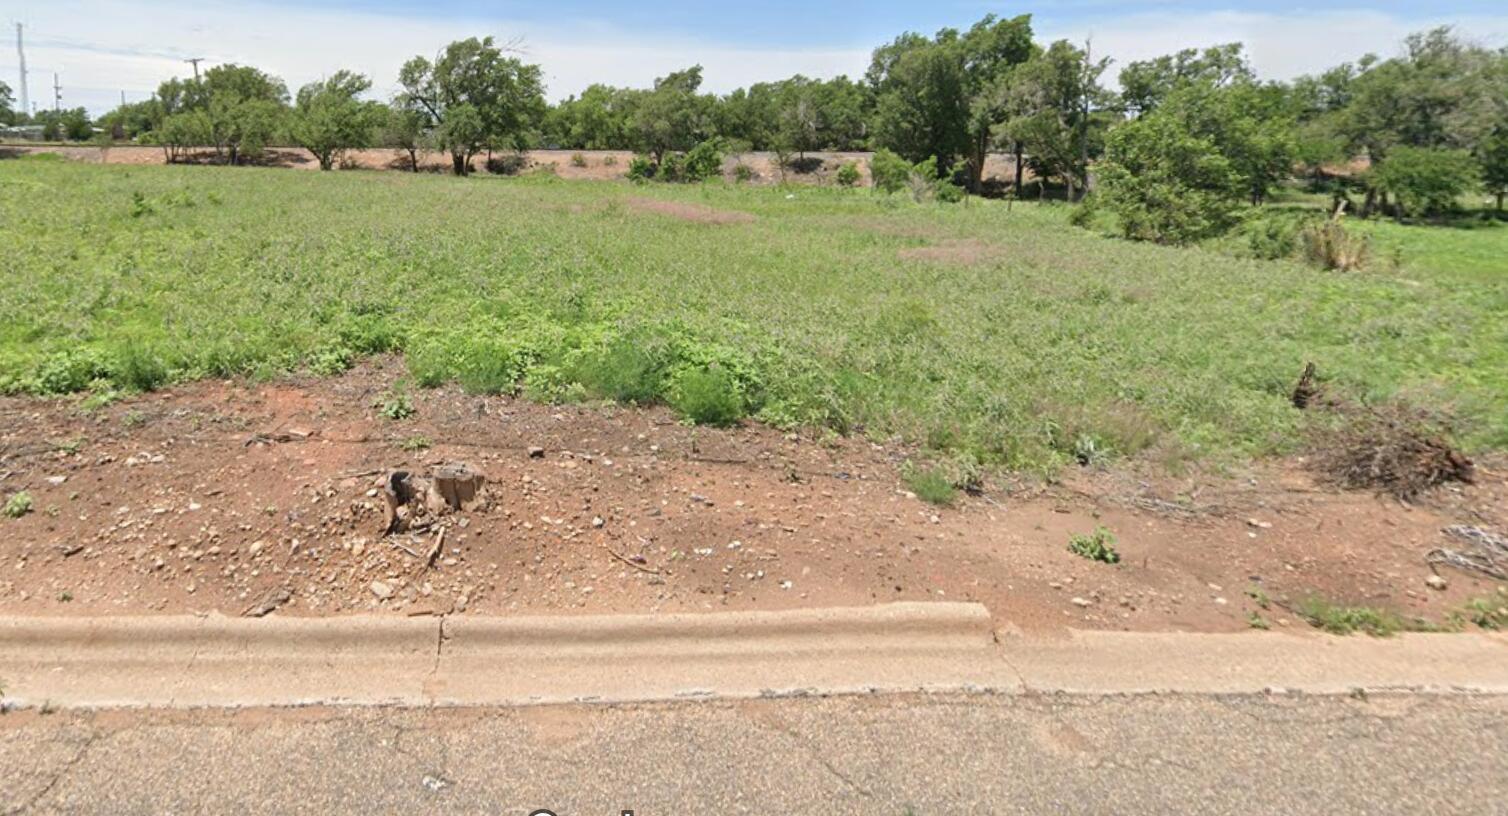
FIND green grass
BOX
[1,160,1505,470]
[1296,597,1440,637]
[901,466,958,506]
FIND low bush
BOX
[669,366,745,427]
[836,162,860,187]
[733,163,755,183]
[1301,218,1369,271]
[3,491,33,519]
[570,153,588,168]
[1067,527,1120,564]
[627,155,655,182]
[870,149,910,194]
[902,465,958,506]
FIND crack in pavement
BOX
[7,725,104,816]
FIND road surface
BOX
[4,691,1505,815]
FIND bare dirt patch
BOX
[626,197,757,225]
[1,360,1503,632]
[898,239,1002,265]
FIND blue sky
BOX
[5,1,1507,115]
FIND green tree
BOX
[1369,146,1480,218]
[290,71,383,170]
[399,36,547,175]
[201,65,289,164]
[546,84,634,149]
[1481,126,1508,212]
[1097,111,1244,244]
[1118,43,1252,115]
[381,104,430,172]
[0,81,13,125]
[868,32,968,173]
[629,67,714,167]
[996,39,1108,200]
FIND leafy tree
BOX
[290,71,383,170]
[148,110,212,163]
[34,108,93,141]
[1369,146,1480,218]
[399,36,547,175]
[0,81,13,125]
[956,15,1036,191]
[628,67,713,166]
[1098,111,1244,244]
[996,39,1108,200]
[200,65,289,164]
[546,84,634,149]
[1481,125,1508,212]
[381,105,430,172]
[1119,43,1253,115]
[868,32,968,173]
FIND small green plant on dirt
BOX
[56,591,73,603]
[4,492,34,519]
[1457,593,1508,630]
[1247,612,1270,630]
[121,409,148,429]
[733,163,755,183]
[836,162,860,187]
[603,155,617,166]
[1068,527,1120,564]
[902,465,957,506]
[400,435,431,452]
[378,386,415,420]
[1245,585,1271,609]
[570,153,588,168]
[668,367,744,427]
[1296,597,1439,637]
[53,437,85,455]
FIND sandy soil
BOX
[1,359,1502,632]
[0,144,1029,188]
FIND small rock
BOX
[1071,597,1092,608]
[370,580,394,600]
[592,516,604,528]
[1425,575,1448,591]
[1246,519,1272,529]
[46,475,67,486]
[527,446,545,458]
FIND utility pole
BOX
[185,57,204,80]
[14,23,28,117]
[52,72,61,112]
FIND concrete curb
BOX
[2,605,1506,710]
[0,602,1007,709]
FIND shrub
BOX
[682,139,724,182]
[571,339,664,404]
[1296,598,1431,637]
[378,386,415,420]
[603,155,617,166]
[1098,112,1244,244]
[3,492,33,519]
[733,163,755,183]
[1370,147,1480,219]
[1067,527,1120,564]
[1301,217,1369,271]
[870,149,910,194]
[934,180,965,203]
[902,466,957,506]
[570,153,587,168]
[669,367,744,427]
[835,162,860,187]
[485,153,528,175]
[627,155,655,182]
[113,344,169,392]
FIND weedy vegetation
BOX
[0,161,1505,473]
[1068,527,1121,564]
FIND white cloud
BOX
[2,2,1505,115]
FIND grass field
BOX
[2,156,1505,472]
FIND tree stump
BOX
[429,463,485,512]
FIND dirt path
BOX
[1,144,1032,186]
[0,359,1502,631]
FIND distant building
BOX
[0,125,46,141]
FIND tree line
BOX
[4,15,1505,241]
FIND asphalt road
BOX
[3,692,1505,815]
